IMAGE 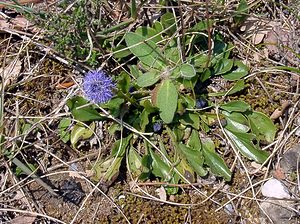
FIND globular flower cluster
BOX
[83,70,115,104]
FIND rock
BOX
[261,178,290,199]
[260,200,296,224]
[280,145,300,173]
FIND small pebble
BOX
[261,178,290,199]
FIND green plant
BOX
[60,10,277,194]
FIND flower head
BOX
[83,70,115,104]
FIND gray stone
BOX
[260,200,296,224]
[280,145,300,173]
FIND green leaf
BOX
[222,61,248,80]
[214,58,234,75]
[130,65,142,78]
[112,44,132,58]
[161,12,176,35]
[125,32,166,69]
[136,26,162,43]
[58,118,71,143]
[117,71,131,93]
[248,111,277,142]
[103,98,125,117]
[223,111,250,133]
[179,113,200,130]
[149,149,173,181]
[224,129,269,163]
[137,71,160,87]
[67,96,102,122]
[128,147,143,176]
[156,80,178,123]
[92,157,123,182]
[220,100,251,112]
[177,158,195,183]
[70,122,95,147]
[190,19,214,32]
[234,0,249,24]
[180,63,196,79]
[165,45,180,63]
[209,80,245,97]
[202,145,232,181]
[111,134,132,157]
[192,54,210,68]
[140,109,150,131]
[188,129,201,150]
[178,143,207,177]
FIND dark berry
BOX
[196,98,208,109]
[129,86,135,93]
[153,122,162,133]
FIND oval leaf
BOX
[220,100,251,112]
[248,111,277,142]
[214,58,233,75]
[149,149,173,181]
[178,143,207,177]
[71,122,95,147]
[137,71,160,87]
[222,61,248,80]
[202,146,232,181]
[180,63,196,79]
[223,111,250,133]
[156,80,178,124]
[224,129,269,163]
[125,32,166,69]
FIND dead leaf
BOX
[270,101,290,120]
[252,33,265,45]
[9,215,36,224]
[0,0,42,9]
[273,166,285,180]
[56,81,75,89]
[0,59,22,88]
[155,186,167,201]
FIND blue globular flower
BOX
[83,70,115,104]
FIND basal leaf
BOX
[67,96,102,122]
[223,111,250,133]
[188,129,201,150]
[70,122,95,147]
[149,149,173,181]
[111,134,132,157]
[222,61,248,80]
[125,32,166,69]
[156,80,178,124]
[161,12,176,35]
[234,0,249,24]
[209,80,245,97]
[128,147,143,176]
[248,111,277,142]
[220,100,251,112]
[112,44,131,59]
[224,129,269,163]
[92,157,123,182]
[202,144,232,181]
[137,71,160,87]
[136,26,162,43]
[178,143,207,177]
[58,118,71,143]
[179,112,200,130]
[180,63,196,79]
[214,58,234,75]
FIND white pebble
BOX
[261,179,290,199]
